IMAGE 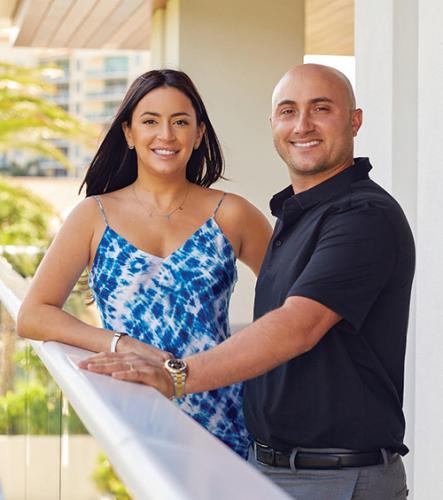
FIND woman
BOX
[17,69,272,458]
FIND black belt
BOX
[254,441,387,469]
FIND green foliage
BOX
[0,346,88,435]
[0,61,98,170]
[92,453,132,500]
[1,251,45,278]
[0,176,56,247]
[0,176,55,277]
[0,380,61,435]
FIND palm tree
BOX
[0,61,98,396]
[0,61,97,170]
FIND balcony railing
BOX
[0,257,289,499]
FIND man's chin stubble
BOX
[290,163,329,176]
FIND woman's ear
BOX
[122,122,133,148]
[194,122,206,150]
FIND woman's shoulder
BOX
[206,188,265,218]
[63,196,106,230]
[200,188,270,232]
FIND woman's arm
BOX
[17,198,168,364]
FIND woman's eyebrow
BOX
[139,111,192,117]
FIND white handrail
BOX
[0,258,290,500]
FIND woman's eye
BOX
[143,119,157,125]
[175,119,189,126]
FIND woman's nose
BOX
[158,123,175,141]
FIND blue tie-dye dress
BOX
[88,194,250,457]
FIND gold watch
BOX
[164,358,188,398]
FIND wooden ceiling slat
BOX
[0,0,20,19]
[33,0,75,46]
[85,0,146,48]
[120,23,151,51]
[14,0,53,46]
[49,0,98,47]
[108,3,151,49]
[305,0,354,55]
[65,0,120,48]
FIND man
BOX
[83,64,415,500]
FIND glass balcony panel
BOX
[0,305,27,499]
[59,398,133,500]
[25,345,62,500]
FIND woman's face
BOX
[122,86,205,178]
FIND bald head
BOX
[270,63,363,188]
[272,64,356,112]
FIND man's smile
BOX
[290,140,322,149]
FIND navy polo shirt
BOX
[244,157,415,455]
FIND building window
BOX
[104,79,127,94]
[104,56,129,73]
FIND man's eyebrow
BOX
[276,97,334,108]
[276,99,296,108]
[310,97,334,104]
[139,111,191,117]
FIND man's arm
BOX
[81,296,341,396]
[185,296,341,393]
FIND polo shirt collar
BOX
[270,157,372,221]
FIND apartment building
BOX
[1,48,150,177]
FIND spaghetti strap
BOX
[94,195,109,226]
[213,192,227,217]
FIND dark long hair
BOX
[80,69,224,196]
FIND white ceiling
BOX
[1,0,354,55]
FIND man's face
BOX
[271,66,362,179]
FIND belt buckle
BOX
[255,441,276,466]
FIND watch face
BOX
[166,358,187,373]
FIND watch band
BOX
[164,358,188,398]
[110,332,127,353]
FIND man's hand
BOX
[78,352,175,398]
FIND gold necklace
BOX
[132,183,190,220]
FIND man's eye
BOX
[314,106,329,112]
[281,108,294,115]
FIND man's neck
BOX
[290,159,354,195]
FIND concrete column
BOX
[354,0,418,228]
[355,0,418,493]
[414,1,443,499]
[152,0,305,323]
[356,1,443,498]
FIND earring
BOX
[128,144,134,150]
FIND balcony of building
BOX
[0,258,289,500]
[0,1,441,499]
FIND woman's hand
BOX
[115,335,171,366]
[78,351,175,398]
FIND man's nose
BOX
[293,111,314,134]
